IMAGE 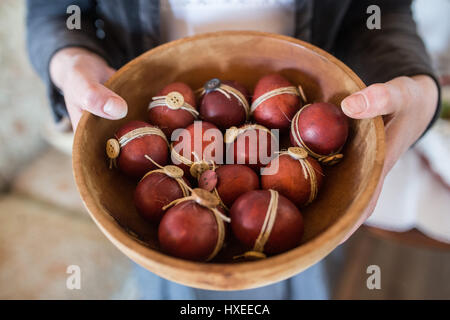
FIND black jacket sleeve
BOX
[334,0,441,134]
[26,0,110,121]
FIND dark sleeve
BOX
[333,0,441,134]
[26,0,110,121]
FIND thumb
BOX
[79,80,128,120]
[341,82,405,119]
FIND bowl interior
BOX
[73,31,384,289]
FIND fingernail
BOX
[103,97,127,119]
[342,94,367,115]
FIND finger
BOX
[66,103,83,132]
[101,66,116,83]
[77,81,128,120]
[341,82,405,119]
[382,116,411,175]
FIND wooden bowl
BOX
[73,31,385,290]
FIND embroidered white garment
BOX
[160,0,296,42]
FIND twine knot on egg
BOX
[106,126,168,169]
[149,91,199,118]
[291,104,344,165]
[250,85,307,114]
[163,188,230,261]
[170,143,216,179]
[278,147,320,205]
[224,124,274,144]
[142,155,191,197]
[196,78,250,120]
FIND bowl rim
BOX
[73,30,385,290]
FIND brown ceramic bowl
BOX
[73,31,385,290]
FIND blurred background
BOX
[0,0,449,299]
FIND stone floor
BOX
[0,193,137,299]
[12,148,87,215]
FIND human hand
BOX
[50,47,128,130]
[340,75,439,242]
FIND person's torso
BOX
[159,0,298,43]
[96,0,354,76]
[97,0,319,66]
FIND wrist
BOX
[411,75,439,128]
[411,75,439,110]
